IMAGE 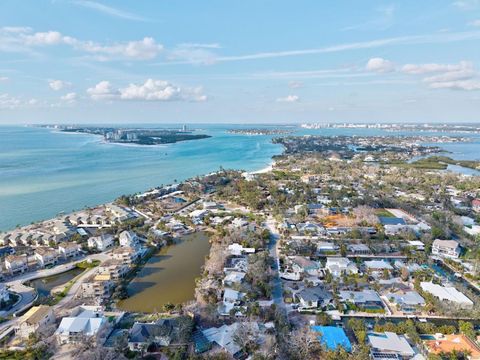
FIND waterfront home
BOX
[348,243,371,255]
[364,260,393,277]
[219,288,245,316]
[5,254,28,274]
[81,274,114,300]
[111,247,140,265]
[58,242,80,259]
[295,286,333,309]
[87,234,114,251]
[420,282,473,307]
[223,271,246,286]
[431,239,461,259]
[15,305,54,339]
[386,290,425,313]
[128,318,177,351]
[106,204,136,222]
[425,334,480,360]
[0,283,10,303]
[35,247,59,267]
[119,230,142,247]
[228,243,255,256]
[97,259,129,281]
[311,326,352,352]
[203,322,260,358]
[368,332,415,359]
[223,256,248,273]
[339,290,383,310]
[55,305,107,345]
[325,257,358,277]
[317,242,339,254]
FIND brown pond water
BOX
[117,231,210,313]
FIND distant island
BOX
[41,125,211,145]
[227,128,294,135]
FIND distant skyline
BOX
[1,0,480,124]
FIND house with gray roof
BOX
[295,286,333,309]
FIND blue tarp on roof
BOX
[379,217,406,225]
[311,326,352,352]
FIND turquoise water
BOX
[0,124,283,231]
[0,124,479,231]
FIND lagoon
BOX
[117,231,211,313]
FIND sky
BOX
[1,0,480,124]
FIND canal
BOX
[117,231,211,313]
[28,267,84,298]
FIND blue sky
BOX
[1,0,480,124]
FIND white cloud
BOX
[276,95,299,103]
[428,80,480,90]
[24,31,69,46]
[366,57,395,73]
[0,94,21,109]
[87,81,118,100]
[79,37,163,60]
[402,61,473,74]
[119,79,207,102]
[61,92,77,102]
[72,1,149,22]
[0,76,8,81]
[168,43,218,65]
[87,79,207,102]
[49,79,71,91]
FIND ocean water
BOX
[0,124,479,231]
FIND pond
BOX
[117,231,211,313]
[28,267,84,298]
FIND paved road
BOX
[265,217,286,312]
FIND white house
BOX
[35,248,59,267]
[58,242,80,259]
[420,282,473,307]
[87,234,114,251]
[4,254,28,274]
[55,306,108,345]
[15,305,55,339]
[325,257,358,277]
[368,332,415,359]
[228,243,255,256]
[119,230,141,248]
[431,239,461,259]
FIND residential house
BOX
[223,271,246,286]
[203,322,260,358]
[4,254,28,274]
[15,305,55,339]
[55,306,108,345]
[228,243,255,256]
[386,290,425,313]
[364,260,393,277]
[295,286,333,309]
[219,288,245,316]
[431,239,461,259]
[35,248,59,267]
[325,257,358,278]
[119,230,141,248]
[317,242,339,254]
[58,242,80,259]
[420,282,473,307]
[81,274,114,300]
[348,244,371,255]
[111,247,139,265]
[425,334,480,360]
[87,234,114,251]
[97,259,129,281]
[368,332,415,360]
[339,290,383,310]
[128,318,177,351]
[472,199,480,213]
